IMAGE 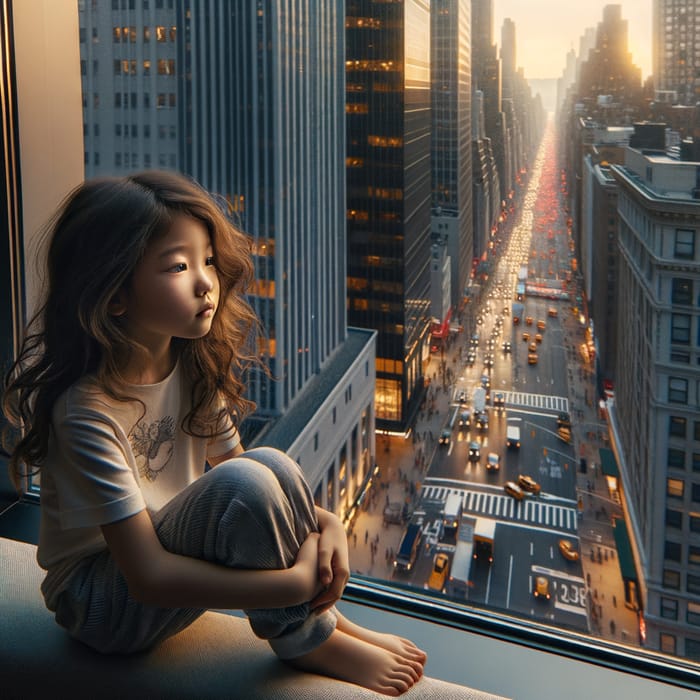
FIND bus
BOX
[394,522,422,572]
[447,515,476,598]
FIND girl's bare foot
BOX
[335,612,427,667]
[287,628,423,696]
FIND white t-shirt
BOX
[38,360,240,609]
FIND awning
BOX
[600,448,620,478]
[614,518,638,583]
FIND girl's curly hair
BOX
[2,170,261,490]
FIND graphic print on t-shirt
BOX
[129,415,175,482]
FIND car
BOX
[522,331,530,342]
[502,341,512,353]
[528,341,537,353]
[439,428,451,446]
[503,481,524,500]
[468,441,481,462]
[535,333,543,343]
[533,575,551,600]
[558,539,580,561]
[475,412,489,431]
[548,307,558,317]
[557,411,571,428]
[466,352,476,366]
[518,474,541,495]
[483,354,494,368]
[459,410,471,429]
[480,374,491,389]
[525,316,533,325]
[527,352,538,365]
[493,392,505,410]
[426,552,450,592]
[537,319,546,330]
[458,390,467,404]
[486,452,500,471]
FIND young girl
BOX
[3,170,426,696]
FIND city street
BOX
[347,117,640,647]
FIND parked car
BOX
[518,474,541,495]
[558,539,580,561]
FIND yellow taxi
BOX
[426,552,450,592]
[536,319,546,331]
[535,333,543,343]
[525,316,533,325]
[522,331,530,342]
[533,575,551,600]
[548,307,558,317]
[527,352,538,365]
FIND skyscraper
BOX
[611,140,700,659]
[653,0,700,105]
[346,0,433,432]
[431,0,473,316]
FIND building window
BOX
[694,453,700,472]
[690,545,700,566]
[671,314,691,344]
[665,540,682,562]
[670,416,687,437]
[663,568,681,589]
[668,449,686,469]
[660,634,677,656]
[672,278,693,305]
[661,597,678,620]
[693,484,700,502]
[691,604,700,627]
[689,574,700,595]
[687,639,700,662]
[695,421,700,442]
[675,229,695,259]
[691,513,700,533]
[669,377,688,403]
[666,508,683,528]
[667,478,684,498]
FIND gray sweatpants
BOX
[54,447,338,659]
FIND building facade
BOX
[611,149,700,659]
[346,0,433,432]
[431,0,473,314]
[653,0,700,105]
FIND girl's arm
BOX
[311,506,350,612]
[101,509,322,610]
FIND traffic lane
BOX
[480,523,588,633]
[513,410,577,499]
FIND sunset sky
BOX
[493,0,652,81]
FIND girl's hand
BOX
[310,508,350,613]
[293,532,325,604]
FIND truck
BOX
[511,302,524,324]
[506,417,522,448]
[447,515,476,598]
[441,492,463,541]
[473,517,496,563]
[472,386,486,414]
[394,522,422,572]
[518,265,528,282]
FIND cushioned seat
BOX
[0,537,508,700]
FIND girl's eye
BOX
[205,256,215,267]
[169,263,187,273]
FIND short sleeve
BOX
[206,408,241,459]
[51,409,146,530]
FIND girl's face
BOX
[120,214,220,352]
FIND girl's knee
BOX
[241,447,305,489]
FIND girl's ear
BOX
[108,291,127,316]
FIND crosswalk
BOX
[420,484,578,533]
[502,391,569,414]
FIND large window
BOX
[5,3,700,695]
